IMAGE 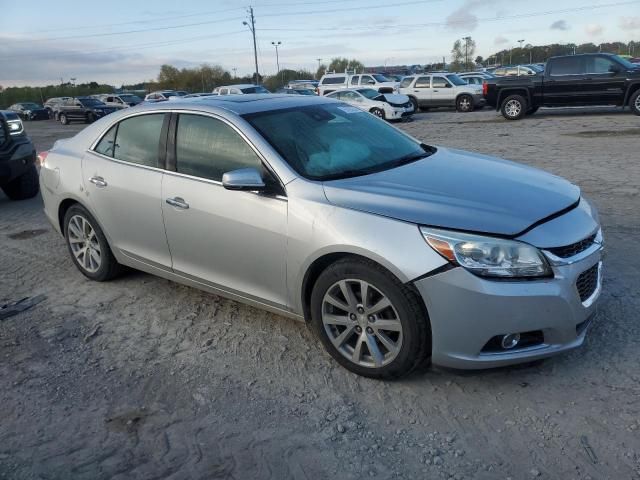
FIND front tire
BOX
[310,258,431,379]
[630,90,640,116]
[456,94,474,112]
[59,113,68,125]
[409,97,419,112]
[64,205,122,282]
[500,95,527,120]
[1,164,39,200]
[370,108,386,120]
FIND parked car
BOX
[276,88,316,95]
[40,94,603,378]
[144,91,181,102]
[492,65,541,76]
[325,88,413,120]
[212,84,270,95]
[0,111,38,200]
[317,73,399,96]
[286,80,318,90]
[43,97,70,119]
[182,93,218,98]
[484,53,640,119]
[458,72,495,86]
[94,93,142,108]
[8,102,49,121]
[398,73,485,112]
[56,97,117,125]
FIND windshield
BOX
[372,74,390,82]
[446,74,468,86]
[357,88,382,99]
[164,92,178,97]
[80,98,105,107]
[240,86,270,94]
[294,89,315,95]
[244,103,430,180]
[613,55,637,69]
[21,103,41,109]
[119,94,142,103]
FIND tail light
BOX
[37,151,49,166]
[482,81,488,96]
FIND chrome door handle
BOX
[165,197,189,209]
[89,176,107,188]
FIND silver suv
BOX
[40,95,602,378]
[398,73,485,112]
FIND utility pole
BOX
[232,67,237,79]
[462,36,471,70]
[316,58,322,78]
[243,7,259,85]
[271,41,281,81]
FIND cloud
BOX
[445,0,485,31]
[585,24,604,36]
[619,16,640,30]
[494,35,509,45]
[550,20,569,31]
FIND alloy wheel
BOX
[67,214,102,273]
[635,94,640,111]
[458,97,471,111]
[505,100,522,118]
[322,279,403,368]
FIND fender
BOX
[622,81,640,107]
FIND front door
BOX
[430,75,455,106]
[582,55,627,105]
[161,112,288,309]
[82,112,172,268]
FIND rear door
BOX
[543,56,585,105]
[161,112,289,308]
[82,112,172,268]
[582,55,627,104]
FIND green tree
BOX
[327,57,365,73]
[316,64,327,79]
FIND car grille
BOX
[388,101,412,108]
[547,233,597,258]
[576,263,599,302]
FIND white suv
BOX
[212,84,270,95]
[317,73,398,96]
[398,73,485,112]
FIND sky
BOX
[1,0,639,87]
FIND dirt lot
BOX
[1,107,639,480]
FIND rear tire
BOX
[1,164,39,200]
[64,204,122,282]
[310,258,431,379]
[370,108,386,120]
[500,94,527,120]
[456,94,474,112]
[59,113,68,125]
[630,90,640,116]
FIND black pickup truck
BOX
[0,111,39,200]
[483,53,640,120]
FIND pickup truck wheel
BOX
[1,164,39,200]
[526,106,539,115]
[630,90,640,116]
[59,113,68,125]
[370,108,386,120]
[501,95,527,120]
[456,94,474,112]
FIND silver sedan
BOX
[39,95,603,378]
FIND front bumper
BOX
[414,245,602,369]
[0,137,36,185]
[387,106,414,119]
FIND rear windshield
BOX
[240,86,270,94]
[322,77,346,85]
[243,103,430,181]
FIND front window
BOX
[80,98,106,107]
[240,86,269,94]
[244,103,432,181]
[372,74,390,82]
[446,74,467,86]
[584,56,617,74]
[21,103,41,109]
[163,92,178,97]
[119,94,142,103]
[400,77,413,88]
[432,77,450,88]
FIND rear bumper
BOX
[414,246,602,369]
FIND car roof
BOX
[216,84,262,89]
[134,94,335,115]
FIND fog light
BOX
[501,333,521,349]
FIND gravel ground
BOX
[1,107,639,480]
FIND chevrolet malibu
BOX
[39,95,603,379]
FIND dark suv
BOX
[8,102,49,121]
[56,97,117,125]
[0,111,39,200]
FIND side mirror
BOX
[445,83,452,88]
[222,168,266,191]
[609,65,621,74]
[367,80,375,85]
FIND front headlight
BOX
[420,227,551,278]
[7,119,24,135]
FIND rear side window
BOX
[175,114,262,181]
[549,57,583,75]
[322,76,346,85]
[113,114,165,167]
[400,77,413,88]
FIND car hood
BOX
[322,147,580,236]
[377,93,410,104]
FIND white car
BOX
[317,73,399,96]
[144,90,183,102]
[212,84,270,95]
[325,88,414,120]
[398,73,485,112]
[93,94,143,108]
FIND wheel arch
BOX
[623,82,640,106]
